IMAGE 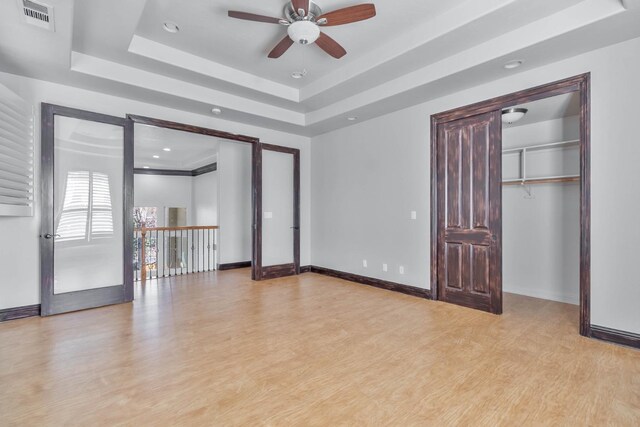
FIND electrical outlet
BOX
[382,263,388,272]
[399,266,405,274]
[363,259,368,268]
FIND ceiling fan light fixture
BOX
[501,108,528,124]
[287,20,320,45]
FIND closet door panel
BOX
[471,244,490,294]
[445,127,463,229]
[471,122,490,230]
[436,110,502,314]
[445,242,463,290]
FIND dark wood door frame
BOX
[126,115,300,282]
[430,73,591,336]
[40,104,134,316]
[253,143,301,280]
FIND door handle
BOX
[43,233,60,239]
[290,227,299,230]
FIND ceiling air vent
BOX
[18,0,55,31]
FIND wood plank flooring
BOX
[1,270,638,426]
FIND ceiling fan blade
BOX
[268,36,295,58]
[228,11,282,24]
[316,32,347,59]
[291,0,309,16]
[318,4,376,26]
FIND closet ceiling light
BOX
[153,155,160,159]
[502,108,528,124]
[347,116,357,121]
[163,148,171,152]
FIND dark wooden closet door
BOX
[436,111,502,314]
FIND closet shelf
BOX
[502,139,579,154]
[502,139,580,186]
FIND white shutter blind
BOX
[0,83,34,216]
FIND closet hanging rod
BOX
[502,175,580,186]
[502,139,580,154]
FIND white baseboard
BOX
[503,284,579,305]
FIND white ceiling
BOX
[134,0,467,88]
[134,124,220,170]
[1,0,640,137]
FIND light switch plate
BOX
[399,266,405,274]
[264,212,273,219]
[382,263,388,272]
[363,259,368,268]
[411,211,417,220]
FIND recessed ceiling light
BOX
[163,22,180,33]
[291,69,307,79]
[347,117,357,121]
[211,107,222,115]
[504,60,524,70]
[163,148,171,152]
[143,166,150,169]
[153,155,160,159]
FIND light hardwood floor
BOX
[1,270,638,426]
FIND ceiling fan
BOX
[228,1,376,59]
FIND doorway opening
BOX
[502,93,581,311]
[430,74,591,336]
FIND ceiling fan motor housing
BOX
[287,20,321,44]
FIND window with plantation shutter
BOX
[0,84,34,216]
[56,171,114,242]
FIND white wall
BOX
[192,172,218,226]
[262,150,295,267]
[312,36,640,334]
[134,174,194,226]
[502,118,580,304]
[0,73,311,310]
[216,141,252,264]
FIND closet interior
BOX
[502,93,580,306]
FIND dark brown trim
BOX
[127,115,259,143]
[0,304,41,322]
[432,74,584,122]
[590,326,640,349]
[252,142,262,280]
[218,261,252,271]
[579,74,592,336]
[254,144,301,280]
[261,263,297,280]
[430,73,591,335]
[192,162,218,176]
[133,162,217,177]
[41,103,134,316]
[126,114,262,282]
[310,266,432,300]
[299,265,312,273]
[134,168,193,176]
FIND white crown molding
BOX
[70,52,306,126]
[128,35,300,102]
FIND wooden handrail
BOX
[135,225,219,232]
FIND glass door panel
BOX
[40,104,132,316]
